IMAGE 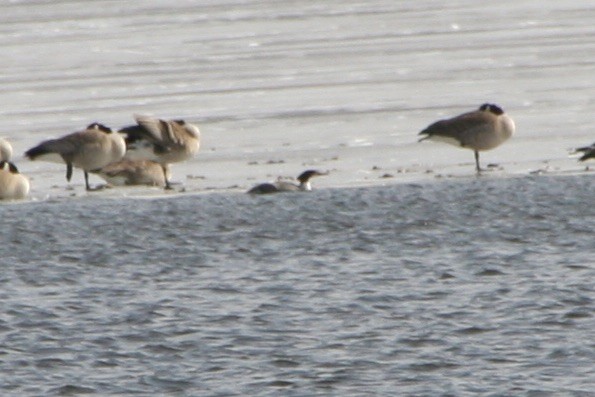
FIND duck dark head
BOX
[479,103,504,115]
[297,170,327,183]
[0,160,18,173]
[87,122,113,133]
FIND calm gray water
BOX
[1,174,593,396]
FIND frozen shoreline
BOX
[8,138,593,203]
[1,0,594,200]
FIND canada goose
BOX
[25,123,126,190]
[247,170,328,194]
[91,159,170,187]
[0,161,29,200]
[119,115,200,189]
[418,103,515,172]
[574,142,595,162]
[0,138,13,161]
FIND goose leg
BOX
[84,171,106,191]
[474,151,482,173]
[163,164,172,190]
[84,171,92,191]
[66,162,73,181]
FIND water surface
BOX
[1,175,594,396]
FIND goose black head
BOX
[87,122,113,133]
[479,103,504,115]
[0,160,18,173]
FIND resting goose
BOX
[0,161,30,200]
[92,159,170,187]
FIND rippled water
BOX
[1,175,594,396]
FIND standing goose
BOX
[418,103,515,172]
[574,142,595,162]
[119,115,200,189]
[247,170,328,194]
[25,123,126,190]
[91,159,170,187]
[0,138,13,161]
[0,161,30,200]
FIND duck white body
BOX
[0,161,29,200]
[25,123,126,190]
[419,103,515,172]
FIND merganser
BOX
[248,170,327,194]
